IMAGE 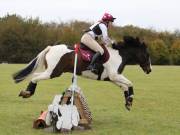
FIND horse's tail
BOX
[12,46,51,83]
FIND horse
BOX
[13,36,152,110]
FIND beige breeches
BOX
[81,33,104,55]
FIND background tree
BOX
[148,39,170,65]
[0,14,180,64]
[170,39,180,65]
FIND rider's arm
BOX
[99,23,111,46]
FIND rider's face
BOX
[108,22,113,28]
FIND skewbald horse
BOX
[13,36,152,110]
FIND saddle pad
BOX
[77,43,109,63]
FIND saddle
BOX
[77,43,110,64]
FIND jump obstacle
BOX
[33,44,92,132]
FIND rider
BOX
[81,12,116,72]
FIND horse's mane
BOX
[112,36,146,50]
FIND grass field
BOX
[0,64,179,135]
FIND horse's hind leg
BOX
[19,70,52,98]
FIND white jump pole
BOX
[70,44,79,126]
[71,44,78,106]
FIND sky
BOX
[0,0,180,32]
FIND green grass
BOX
[0,64,180,135]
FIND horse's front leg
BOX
[124,87,134,110]
[109,73,134,110]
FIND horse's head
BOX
[135,40,152,74]
[113,36,152,74]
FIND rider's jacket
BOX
[87,22,111,45]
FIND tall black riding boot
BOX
[87,51,101,72]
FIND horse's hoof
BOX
[125,104,131,111]
[19,90,32,98]
[125,99,133,111]
[124,96,133,111]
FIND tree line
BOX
[0,14,180,65]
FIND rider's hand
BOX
[110,39,117,48]
[111,39,116,46]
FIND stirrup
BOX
[87,65,98,74]
[91,68,99,74]
[87,65,94,70]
